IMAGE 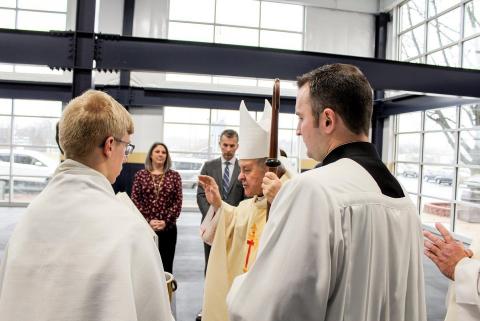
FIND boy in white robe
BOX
[198,100,293,321]
[227,64,427,321]
[424,223,480,321]
[0,90,174,321]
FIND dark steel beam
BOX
[0,29,72,68]
[4,79,478,118]
[0,79,296,112]
[95,35,480,98]
[377,94,480,117]
[2,28,480,98]
[71,0,96,98]
[120,0,135,89]
[372,12,390,155]
[99,86,296,112]
[374,13,390,60]
[0,80,71,101]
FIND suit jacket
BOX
[196,157,244,220]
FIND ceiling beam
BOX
[1,29,480,98]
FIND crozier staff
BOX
[265,79,282,220]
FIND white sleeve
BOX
[227,177,335,321]
[199,202,235,245]
[454,257,480,306]
[199,205,218,245]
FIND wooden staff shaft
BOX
[266,79,281,221]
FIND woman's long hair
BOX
[145,142,172,172]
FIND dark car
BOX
[423,173,437,182]
[402,170,418,178]
[434,174,453,185]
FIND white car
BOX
[0,149,59,192]
[172,158,205,189]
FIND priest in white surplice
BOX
[198,100,293,321]
[424,223,480,321]
[227,64,427,321]
[0,90,174,321]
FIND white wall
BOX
[130,107,164,152]
[97,0,124,34]
[304,7,375,57]
[380,0,402,12]
[133,0,169,38]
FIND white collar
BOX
[221,156,236,165]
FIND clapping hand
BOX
[423,222,473,280]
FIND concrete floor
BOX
[0,207,449,321]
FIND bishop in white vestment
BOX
[201,173,291,321]
[199,100,293,321]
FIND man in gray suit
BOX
[197,129,245,272]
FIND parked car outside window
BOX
[0,149,58,193]
[423,168,453,185]
[402,169,418,178]
[172,158,204,189]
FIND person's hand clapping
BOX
[423,222,472,280]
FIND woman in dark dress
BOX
[131,142,182,273]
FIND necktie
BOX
[222,161,230,199]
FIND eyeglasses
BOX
[114,137,135,156]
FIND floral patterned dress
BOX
[131,169,182,229]
[131,168,182,273]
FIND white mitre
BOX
[238,99,272,160]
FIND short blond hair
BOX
[59,90,134,159]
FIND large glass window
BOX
[164,0,304,91]
[0,0,67,31]
[399,25,425,60]
[396,0,480,71]
[168,0,304,50]
[393,1,480,241]
[428,0,460,16]
[393,104,480,241]
[163,106,299,209]
[0,99,62,205]
[427,7,461,51]
[400,0,426,31]
[462,36,480,69]
[0,1,68,75]
[464,0,480,36]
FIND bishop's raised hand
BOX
[198,175,222,209]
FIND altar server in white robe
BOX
[227,63,427,321]
[0,90,174,321]
[198,100,293,321]
[424,223,480,321]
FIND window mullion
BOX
[451,105,462,231]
